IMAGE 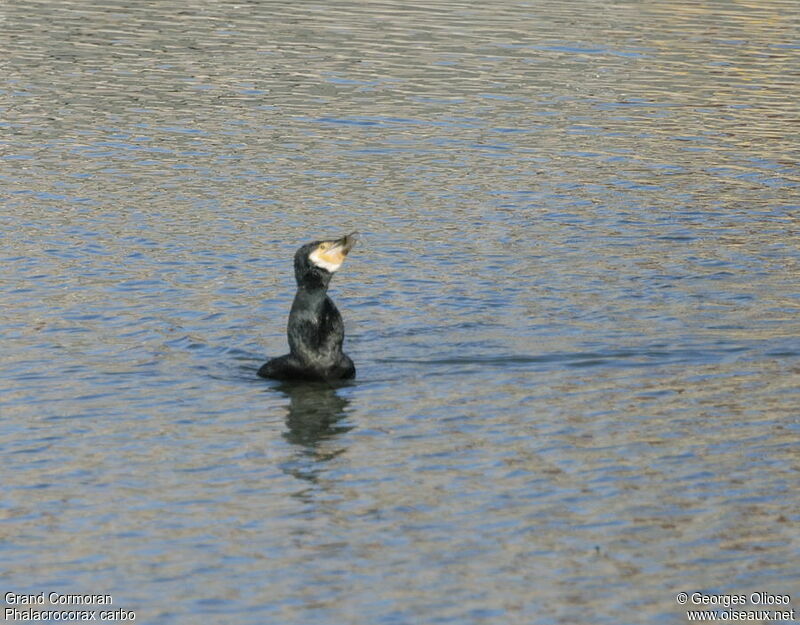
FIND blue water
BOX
[2,1,799,623]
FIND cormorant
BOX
[258,233,357,381]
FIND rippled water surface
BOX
[2,1,799,623]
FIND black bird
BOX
[258,233,357,381]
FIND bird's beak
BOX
[310,232,358,273]
[334,232,358,257]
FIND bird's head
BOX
[294,232,358,287]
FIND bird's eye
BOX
[319,243,330,251]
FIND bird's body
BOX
[258,233,357,382]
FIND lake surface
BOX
[2,1,799,623]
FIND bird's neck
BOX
[296,268,330,291]
[291,283,328,313]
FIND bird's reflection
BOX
[273,381,353,447]
[272,381,353,489]
[263,382,355,531]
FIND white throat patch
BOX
[309,248,343,272]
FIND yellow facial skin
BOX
[312,242,347,270]
[308,234,357,272]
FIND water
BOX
[2,1,799,623]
